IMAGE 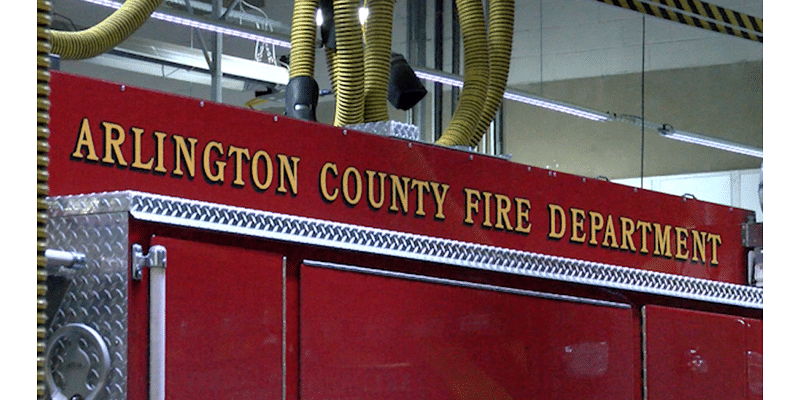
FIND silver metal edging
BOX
[303,260,632,309]
[49,191,762,310]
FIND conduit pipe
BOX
[435,0,489,147]
[51,0,163,60]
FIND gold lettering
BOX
[130,127,153,170]
[653,223,673,257]
[482,192,493,228]
[588,211,604,245]
[495,194,513,230]
[601,215,619,248]
[411,179,431,217]
[430,182,449,220]
[365,170,387,210]
[71,118,99,161]
[342,166,363,205]
[389,175,411,214]
[171,135,197,178]
[619,217,637,252]
[514,198,531,234]
[637,221,652,254]
[276,154,300,195]
[250,150,273,190]
[707,233,722,265]
[675,227,689,260]
[464,188,481,225]
[691,231,708,263]
[203,141,226,183]
[548,204,566,239]
[227,145,251,187]
[320,162,339,202]
[153,132,167,173]
[101,122,127,166]
[570,208,586,243]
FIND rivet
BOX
[120,85,125,91]
[633,188,638,193]
[200,101,204,107]
[408,142,412,148]
[469,155,473,160]
[527,166,531,172]
[273,115,278,122]
[343,130,348,135]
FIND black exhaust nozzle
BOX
[284,76,319,122]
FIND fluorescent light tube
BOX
[658,125,763,158]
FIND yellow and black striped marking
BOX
[596,0,763,43]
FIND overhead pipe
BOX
[51,0,164,60]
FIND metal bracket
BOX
[132,244,167,281]
[45,249,86,272]
[742,221,763,248]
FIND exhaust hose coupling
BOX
[284,76,320,122]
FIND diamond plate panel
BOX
[50,191,762,314]
[46,208,129,400]
[123,191,762,309]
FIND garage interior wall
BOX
[50,0,763,216]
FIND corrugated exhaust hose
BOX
[38,1,52,398]
[286,0,321,121]
[470,0,514,146]
[436,0,514,147]
[435,0,489,147]
[51,0,163,60]
[362,0,395,122]
[332,0,365,126]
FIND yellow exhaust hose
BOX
[469,0,514,146]
[289,0,319,79]
[362,0,395,122]
[332,0,365,126]
[38,2,52,397]
[51,0,163,60]
[435,0,489,147]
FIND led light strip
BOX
[659,127,763,158]
[415,70,612,122]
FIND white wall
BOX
[614,168,762,222]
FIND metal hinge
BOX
[132,244,167,281]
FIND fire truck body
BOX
[44,72,762,400]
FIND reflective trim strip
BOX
[48,191,763,309]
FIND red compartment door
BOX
[153,236,284,399]
[644,305,762,400]
[300,262,638,399]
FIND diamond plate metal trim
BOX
[46,207,129,400]
[50,191,763,309]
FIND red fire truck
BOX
[41,70,762,400]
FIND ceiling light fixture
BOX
[658,125,763,158]
[78,0,291,47]
[415,69,612,121]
